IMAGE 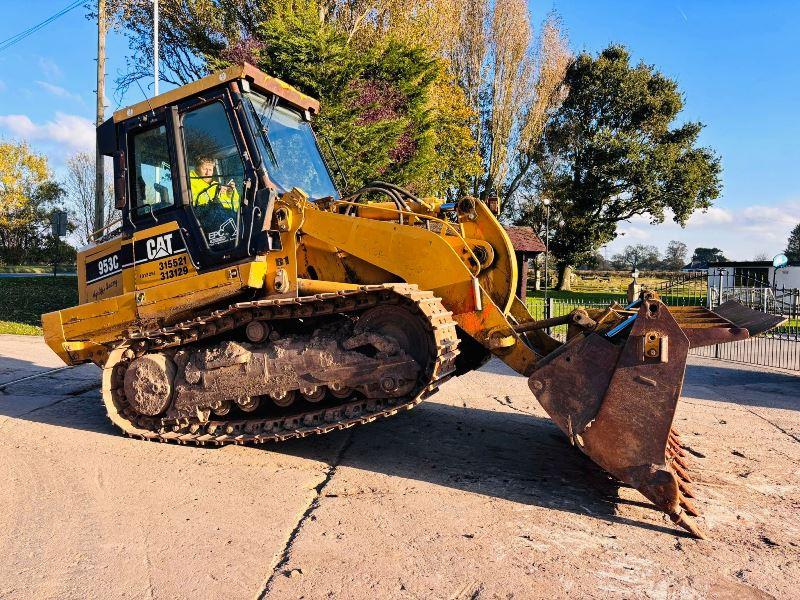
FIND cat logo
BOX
[146,233,174,260]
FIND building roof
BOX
[112,63,320,123]
[504,226,545,253]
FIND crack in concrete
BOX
[0,365,73,390]
[747,409,799,444]
[684,389,799,443]
[490,395,539,417]
[256,431,355,599]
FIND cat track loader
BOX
[42,64,783,538]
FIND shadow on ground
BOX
[12,353,791,536]
[0,351,684,538]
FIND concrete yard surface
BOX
[0,335,798,599]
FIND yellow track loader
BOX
[42,64,783,538]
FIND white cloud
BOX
[603,199,800,261]
[38,57,63,81]
[617,226,650,241]
[0,112,94,155]
[36,81,84,104]
[686,206,734,226]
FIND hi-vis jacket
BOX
[189,170,240,211]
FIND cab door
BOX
[174,90,257,269]
[124,116,197,290]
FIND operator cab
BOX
[97,64,338,272]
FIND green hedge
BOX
[0,277,78,335]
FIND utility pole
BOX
[94,0,107,236]
[153,0,159,96]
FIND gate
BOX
[687,269,799,370]
[525,269,799,372]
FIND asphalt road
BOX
[0,335,798,599]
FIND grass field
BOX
[0,277,78,335]
[0,264,77,274]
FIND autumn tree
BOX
[107,0,481,197]
[785,223,800,262]
[0,141,66,264]
[110,0,569,204]
[523,45,721,289]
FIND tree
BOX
[63,152,117,246]
[437,3,571,206]
[0,141,66,264]
[519,45,722,289]
[108,0,481,197]
[663,240,688,271]
[691,247,728,265]
[577,252,609,270]
[785,223,800,262]
[109,0,570,204]
[611,244,660,270]
[753,252,770,262]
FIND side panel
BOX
[131,221,198,290]
[78,237,134,304]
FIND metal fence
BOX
[525,270,800,372]
[689,269,799,370]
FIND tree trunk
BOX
[557,264,573,291]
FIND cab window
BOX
[130,124,175,217]
[182,101,245,252]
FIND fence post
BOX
[546,297,554,336]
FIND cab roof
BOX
[112,63,320,123]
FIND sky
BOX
[0,1,798,261]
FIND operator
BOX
[189,155,240,211]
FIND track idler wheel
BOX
[123,353,176,416]
[529,298,707,538]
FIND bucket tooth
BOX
[671,460,693,483]
[679,493,700,517]
[677,478,696,498]
[672,510,707,539]
[672,454,690,470]
[668,442,687,458]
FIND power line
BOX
[0,0,85,53]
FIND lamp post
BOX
[542,198,551,319]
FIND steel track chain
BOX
[101,284,460,446]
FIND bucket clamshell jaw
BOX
[528,294,783,538]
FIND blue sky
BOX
[0,1,798,260]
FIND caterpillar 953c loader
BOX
[42,64,783,538]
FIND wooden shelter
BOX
[504,226,546,300]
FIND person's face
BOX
[197,160,214,178]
